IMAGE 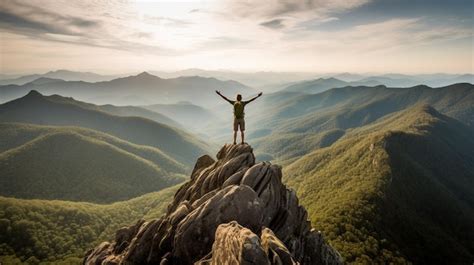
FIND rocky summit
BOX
[83,144,343,265]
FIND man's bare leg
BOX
[241,131,244,144]
[233,131,237,144]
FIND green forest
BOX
[0,185,179,264]
[0,123,186,203]
[283,105,474,263]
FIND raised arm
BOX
[216,90,234,104]
[243,92,263,104]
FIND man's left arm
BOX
[243,92,263,104]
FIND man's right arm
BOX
[216,90,233,104]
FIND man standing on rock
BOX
[216,90,263,145]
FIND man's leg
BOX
[233,119,238,144]
[240,119,245,144]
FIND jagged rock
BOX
[191,154,215,179]
[261,227,298,265]
[84,144,343,265]
[84,242,114,265]
[168,144,255,213]
[173,185,264,264]
[195,221,270,265]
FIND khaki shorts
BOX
[233,118,245,131]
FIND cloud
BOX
[260,19,285,29]
[219,0,371,32]
[1,0,472,74]
[0,1,172,53]
[223,0,370,19]
[196,36,252,50]
[283,18,473,56]
[0,10,59,34]
[0,1,99,36]
[143,15,193,28]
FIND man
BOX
[216,90,263,144]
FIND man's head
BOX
[236,94,242,101]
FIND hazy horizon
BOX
[1,0,473,74]
[1,68,474,77]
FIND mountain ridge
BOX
[0,72,255,106]
[0,122,186,173]
[0,124,186,203]
[0,70,122,86]
[251,83,473,161]
[282,105,474,263]
[0,91,211,166]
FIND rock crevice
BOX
[84,144,342,265]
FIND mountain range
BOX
[0,91,212,165]
[1,77,473,264]
[251,83,474,162]
[151,69,317,90]
[0,72,255,106]
[2,69,471,97]
[0,70,122,86]
[281,77,381,94]
[149,69,474,90]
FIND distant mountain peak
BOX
[324,77,342,82]
[410,84,431,90]
[27,77,64,85]
[47,69,72,74]
[137,71,153,77]
[307,77,344,84]
[127,71,161,81]
[26,90,43,97]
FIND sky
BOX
[0,0,473,74]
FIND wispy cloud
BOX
[0,1,99,36]
[260,19,285,29]
[0,0,175,53]
[1,0,472,74]
[222,0,370,19]
[143,15,193,28]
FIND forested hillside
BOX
[0,123,185,203]
[283,105,474,263]
[0,185,180,264]
[0,91,211,165]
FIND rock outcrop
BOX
[84,144,342,265]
